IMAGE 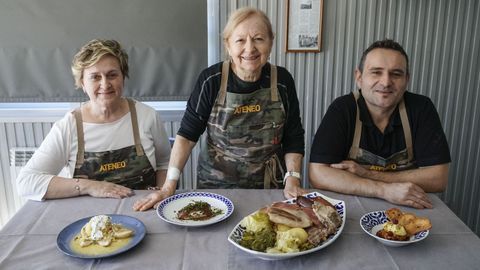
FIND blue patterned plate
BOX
[156,192,234,227]
[360,210,429,247]
[57,215,146,259]
[228,191,346,260]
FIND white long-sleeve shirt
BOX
[17,101,171,201]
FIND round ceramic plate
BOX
[228,191,346,260]
[57,214,146,259]
[156,192,234,227]
[360,210,429,247]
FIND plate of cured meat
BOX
[228,191,346,260]
[156,192,234,227]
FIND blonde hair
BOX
[222,7,274,55]
[71,39,129,89]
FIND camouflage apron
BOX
[348,90,415,171]
[197,61,286,189]
[72,98,156,189]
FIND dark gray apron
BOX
[197,61,286,189]
[72,98,156,189]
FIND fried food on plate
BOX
[376,208,432,241]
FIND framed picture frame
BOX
[285,0,324,52]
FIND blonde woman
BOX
[17,39,171,201]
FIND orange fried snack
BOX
[402,217,432,235]
[385,208,432,235]
[385,208,403,221]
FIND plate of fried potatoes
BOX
[360,208,431,247]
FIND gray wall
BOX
[0,0,207,102]
[210,0,480,235]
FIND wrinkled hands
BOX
[85,181,133,199]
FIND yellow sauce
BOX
[70,234,132,256]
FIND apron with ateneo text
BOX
[348,90,416,171]
[197,61,286,189]
[72,98,156,189]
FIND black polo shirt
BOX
[310,91,451,167]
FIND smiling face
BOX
[225,14,273,81]
[355,48,409,113]
[81,55,124,108]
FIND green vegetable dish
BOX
[239,211,314,253]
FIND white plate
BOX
[156,191,234,227]
[360,210,429,247]
[228,191,346,260]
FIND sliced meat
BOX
[296,195,314,208]
[312,202,342,228]
[311,196,335,208]
[306,223,334,246]
[267,203,312,228]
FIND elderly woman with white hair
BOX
[134,7,306,211]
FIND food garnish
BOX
[376,208,432,241]
[176,200,223,221]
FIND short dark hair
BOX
[358,39,409,75]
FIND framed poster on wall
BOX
[286,0,324,52]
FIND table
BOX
[1,189,479,269]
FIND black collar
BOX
[357,90,402,134]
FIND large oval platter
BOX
[228,191,345,260]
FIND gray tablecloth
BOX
[1,189,479,270]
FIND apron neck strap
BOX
[73,99,144,168]
[270,64,279,102]
[73,108,85,168]
[218,61,280,105]
[127,98,145,156]
[348,90,413,162]
[217,61,230,105]
[398,99,413,161]
[348,90,362,159]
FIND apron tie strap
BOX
[263,154,284,189]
